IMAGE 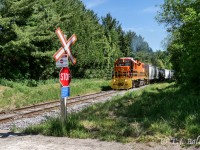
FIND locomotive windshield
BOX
[117,59,131,66]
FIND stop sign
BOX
[59,67,71,86]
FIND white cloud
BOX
[83,0,108,9]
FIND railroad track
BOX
[0,90,118,123]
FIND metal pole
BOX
[60,98,67,123]
[60,86,67,123]
[64,96,67,120]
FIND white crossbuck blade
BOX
[53,28,77,65]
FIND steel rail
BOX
[0,91,113,114]
[0,90,117,123]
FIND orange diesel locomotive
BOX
[111,57,148,89]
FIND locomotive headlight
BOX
[125,79,127,82]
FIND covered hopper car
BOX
[111,57,174,90]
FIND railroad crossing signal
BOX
[53,27,77,123]
[53,27,77,65]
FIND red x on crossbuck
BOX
[53,28,77,65]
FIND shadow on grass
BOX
[75,83,200,141]
[113,84,200,138]
[23,83,200,143]
[101,85,112,91]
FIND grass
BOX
[0,78,110,111]
[23,82,200,144]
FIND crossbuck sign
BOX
[53,28,77,65]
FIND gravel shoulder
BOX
[0,133,198,150]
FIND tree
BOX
[0,0,60,79]
[151,50,172,69]
[157,0,200,88]
[0,0,155,80]
[0,0,108,79]
[101,13,122,77]
[131,34,154,63]
[122,30,136,57]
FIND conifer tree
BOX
[0,0,59,79]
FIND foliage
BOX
[0,0,132,80]
[157,0,200,88]
[151,50,172,69]
[0,0,171,80]
[131,34,170,68]
[0,0,59,79]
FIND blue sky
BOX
[81,0,167,51]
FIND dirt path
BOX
[0,132,198,150]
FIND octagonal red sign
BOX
[59,67,71,86]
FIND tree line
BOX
[156,0,200,89]
[0,0,170,80]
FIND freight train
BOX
[111,57,174,90]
